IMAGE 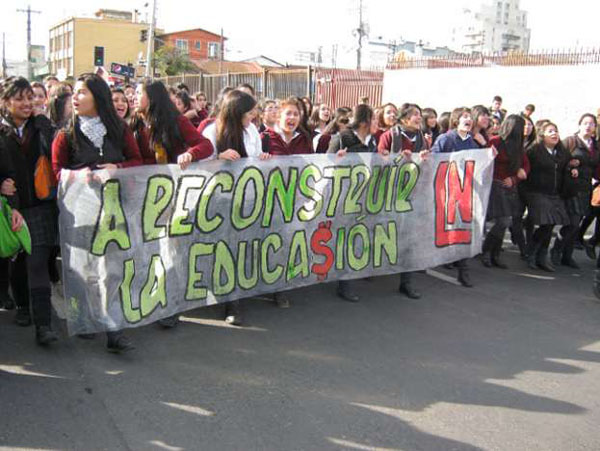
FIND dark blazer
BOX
[327,129,376,153]
[525,142,571,196]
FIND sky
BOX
[1,0,599,68]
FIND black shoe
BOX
[224,314,242,326]
[457,269,473,287]
[584,241,597,260]
[106,333,135,353]
[336,286,360,303]
[224,301,243,326]
[36,326,58,346]
[15,309,31,327]
[273,292,290,308]
[0,292,15,310]
[399,283,421,299]
[536,259,555,272]
[481,251,493,268]
[491,252,508,269]
[561,257,580,269]
[158,314,180,328]
[48,261,60,284]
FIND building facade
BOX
[451,0,531,54]
[48,10,152,79]
[158,28,225,61]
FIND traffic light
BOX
[140,29,148,42]
[94,46,104,67]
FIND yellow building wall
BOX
[73,19,149,78]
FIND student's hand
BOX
[491,145,498,157]
[218,149,241,161]
[11,209,24,232]
[336,148,348,157]
[419,149,431,161]
[259,152,272,160]
[569,159,580,167]
[517,168,527,180]
[401,149,413,159]
[571,168,579,178]
[424,134,432,148]
[473,133,486,146]
[96,163,118,170]
[502,177,514,188]
[378,148,390,156]
[177,152,193,170]
[1,178,16,196]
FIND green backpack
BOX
[0,196,31,258]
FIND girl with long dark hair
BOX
[111,87,130,120]
[375,103,398,143]
[314,112,350,153]
[471,105,491,148]
[421,107,440,144]
[31,82,48,117]
[0,77,57,344]
[481,115,529,269]
[133,80,213,169]
[197,86,233,134]
[52,73,143,351]
[48,85,72,129]
[525,122,571,271]
[308,103,332,137]
[175,90,202,128]
[551,113,599,268]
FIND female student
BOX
[432,107,479,287]
[551,113,599,268]
[481,115,529,269]
[309,103,332,143]
[377,104,431,299]
[325,104,376,302]
[52,73,143,351]
[314,112,350,153]
[31,82,48,117]
[48,85,72,129]
[262,97,314,155]
[111,87,130,120]
[259,99,279,133]
[0,77,55,343]
[174,90,201,128]
[421,107,440,145]
[204,90,274,320]
[525,122,572,271]
[471,105,491,148]
[375,103,398,144]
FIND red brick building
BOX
[158,28,226,60]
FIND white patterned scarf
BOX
[79,116,107,154]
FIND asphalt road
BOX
[2,245,600,451]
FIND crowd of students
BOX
[1,74,599,353]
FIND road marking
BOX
[426,269,461,286]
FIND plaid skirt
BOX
[21,202,59,247]
[526,192,569,226]
[564,191,591,217]
[487,181,520,219]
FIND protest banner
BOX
[58,150,494,334]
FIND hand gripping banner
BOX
[57,150,494,334]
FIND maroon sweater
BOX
[261,128,313,156]
[489,135,530,183]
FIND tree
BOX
[153,46,199,76]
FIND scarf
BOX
[79,116,107,154]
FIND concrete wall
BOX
[383,64,600,135]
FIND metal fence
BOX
[387,48,600,70]
[155,67,383,109]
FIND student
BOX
[0,77,55,342]
[377,103,431,299]
[301,96,313,118]
[525,122,571,272]
[551,113,599,268]
[124,84,136,111]
[48,85,72,129]
[197,86,233,134]
[489,116,501,137]
[308,103,332,139]
[421,107,440,145]
[470,105,491,148]
[195,91,209,122]
[293,96,313,142]
[314,112,350,153]
[205,90,273,320]
[438,111,451,135]
[259,99,278,133]
[432,107,479,287]
[262,97,314,156]
[375,103,398,143]
[111,87,130,120]
[31,82,48,117]
[522,104,535,119]
[490,95,506,123]
[44,75,60,97]
[481,115,529,269]
[325,104,375,302]
[52,73,143,352]
[175,90,201,128]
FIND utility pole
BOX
[2,33,7,78]
[219,27,224,74]
[355,0,367,70]
[145,0,157,78]
[17,5,41,80]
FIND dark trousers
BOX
[488,216,512,240]
[13,245,53,326]
[533,225,554,252]
[560,214,582,260]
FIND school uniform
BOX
[261,126,313,155]
[203,122,263,158]
[327,129,377,153]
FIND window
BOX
[208,42,220,58]
[195,40,201,51]
[175,39,188,53]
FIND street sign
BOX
[110,63,135,78]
